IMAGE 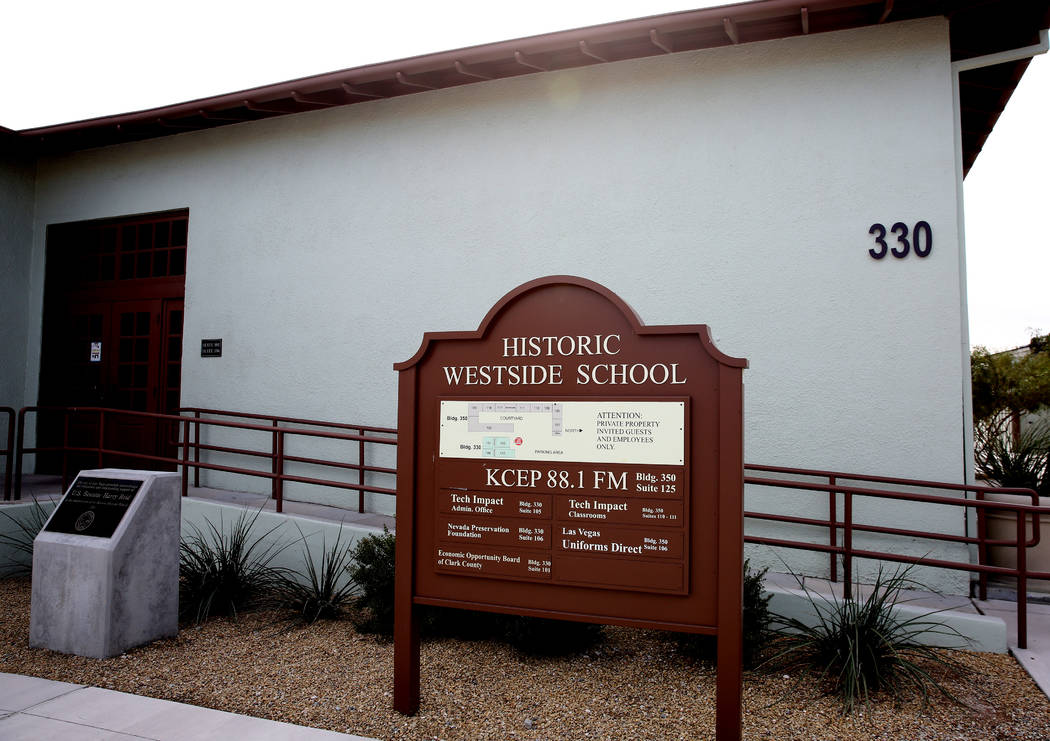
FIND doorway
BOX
[38,210,188,473]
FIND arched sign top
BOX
[394,275,747,371]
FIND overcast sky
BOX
[1,1,1046,352]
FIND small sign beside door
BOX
[201,339,222,358]
[90,342,102,362]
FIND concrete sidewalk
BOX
[975,596,1050,699]
[0,673,376,740]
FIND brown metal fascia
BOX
[0,126,29,158]
[290,91,341,107]
[197,109,252,123]
[19,0,884,138]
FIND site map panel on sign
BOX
[438,400,684,465]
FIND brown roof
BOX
[11,0,1050,174]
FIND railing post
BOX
[193,412,202,487]
[3,409,13,501]
[359,430,366,514]
[275,429,284,513]
[181,418,190,498]
[271,419,279,503]
[829,475,837,583]
[14,408,26,500]
[97,408,106,468]
[976,490,989,601]
[1017,509,1028,649]
[843,491,853,601]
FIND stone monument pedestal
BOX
[30,469,181,658]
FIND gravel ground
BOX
[2,576,1049,740]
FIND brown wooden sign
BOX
[393,276,747,739]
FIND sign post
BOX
[393,276,746,739]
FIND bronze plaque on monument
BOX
[43,476,143,539]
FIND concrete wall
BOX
[8,492,1001,649]
[0,495,374,589]
[180,498,382,582]
[766,578,1006,653]
[21,18,972,590]
[0,138,35,425]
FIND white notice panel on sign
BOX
[439,400,685,465]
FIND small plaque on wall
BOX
[201,339,222,357]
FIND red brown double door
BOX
[38,210,188,473]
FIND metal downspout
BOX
[951,28,1048,570]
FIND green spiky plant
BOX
[765,564,968,713]
[0,497,56,576]
[974,418,1050,495]
[179,507,290,623]
[277,523,359,624]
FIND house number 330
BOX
[868,221,932,260]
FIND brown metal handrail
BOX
[176,407,396,514]
[744,464,1046,648]
[1,407,14,501]
[10,404,1048,647]
[177,406,397,435]
[15,406,396,514]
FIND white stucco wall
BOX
[23,18,972,591]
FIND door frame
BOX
[38,210,189,473]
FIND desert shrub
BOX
[179,508,289,623]
[422,605,504,640]
[672,559,773,668]
[347,525,396,635]
[422,607,602,655]
[420,605,600,655]
[346,528,494,637]
[277,524,359,625]
[0,497,55,577]
[500,615,604,657]
[346,529,601,654]
[765,564,967,713]
[742,560,774,660]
